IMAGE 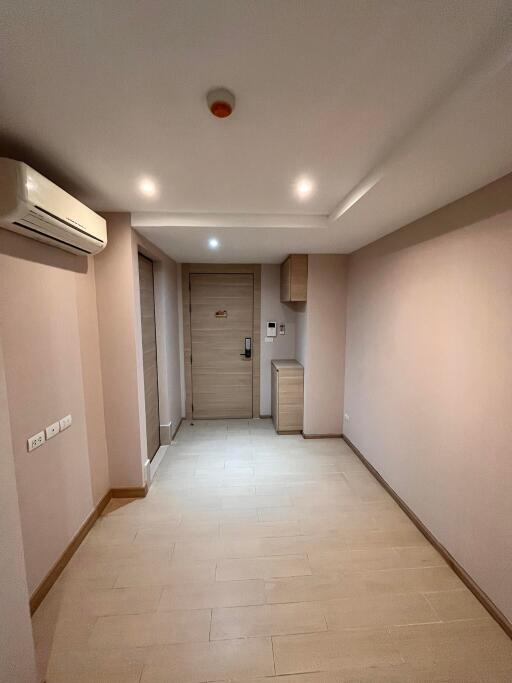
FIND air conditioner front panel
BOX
[0,158,107,255]
[21,163,107,245]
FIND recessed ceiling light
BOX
[138,177,157,197]
[295,176,314,200]
[208,237,219,249]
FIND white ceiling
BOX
[1,1,511,262]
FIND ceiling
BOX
[1,1,511,262]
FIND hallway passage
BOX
[34,419,512,682]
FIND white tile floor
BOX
[33,419,512,682]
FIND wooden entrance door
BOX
[190,273,253,418]
[138,253,160,460]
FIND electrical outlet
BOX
[59,414,72,431]
[28,431,45,452]
[46,421,60,440]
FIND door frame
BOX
[182,264,261,420]
[138,252,161,461]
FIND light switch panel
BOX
[59,414,72,431]
[46,421,60,440]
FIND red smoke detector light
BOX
[207,88,235,118]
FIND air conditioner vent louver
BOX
[33,205,104,243]
[0,158,107,255]
[13,221,92,254]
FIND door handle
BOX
[240,337,252,359]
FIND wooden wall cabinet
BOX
[280,254,308,303]
[271,360,304,433]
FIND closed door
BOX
[190,273,253,418]
[138,253,160,460]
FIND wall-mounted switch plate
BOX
[59,414,72,431]
[28,431,45,452]
[46,421,60,440]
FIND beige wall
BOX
[0,337,37,683]
[0,229,110,595]
[75,256,110,504]
[95,215,184,488]
[344,173,512,622]
[260,264,297,415]
[95,214,144,487]
[302,254,347,436]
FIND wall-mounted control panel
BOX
[266,321,277,337]
[27,414,72,452]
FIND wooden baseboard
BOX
[302,433,342,439]
[277,429,302,435]
[259,414,272,419]
[30,483,149,615]
[29,489,112,615]
[343,435,512,640]
[111,485,148,499]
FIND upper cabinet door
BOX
[280,254,308,303]
[280,256,291,302]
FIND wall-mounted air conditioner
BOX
[0,158,107,255]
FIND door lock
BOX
[240,337,252,359]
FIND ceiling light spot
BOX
[138,177,157,197]
[295,177,314,199]
[208,237,219,249]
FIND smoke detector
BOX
[207,88,235,118]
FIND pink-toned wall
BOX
[0,337,37,683]
[301,254,347,436]
[0,229,110,595]
[0,212,183,615]
[344,172,512,622]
